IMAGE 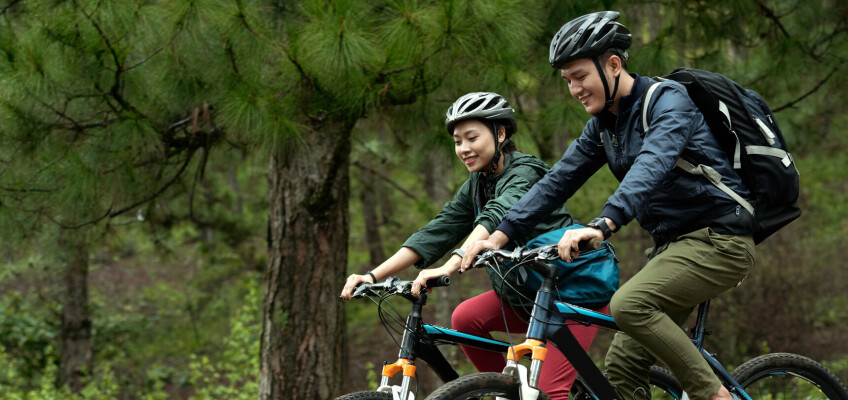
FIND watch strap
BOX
[451,248,465,259]
[587,217,612,240]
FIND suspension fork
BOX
[505,339,549,388]
[380,358,417,399]
[505,269,557,388]
[377,292,427,399]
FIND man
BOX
[463,11,755,400]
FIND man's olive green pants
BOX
[604,228,755,400]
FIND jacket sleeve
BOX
[497,122,607,241]
[602,81,699,225]
[402,179,475,269]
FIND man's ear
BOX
[608,55,622,77]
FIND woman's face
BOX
[560,57,620,115]
[453,119,504,173]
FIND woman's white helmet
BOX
[445,92,517,136]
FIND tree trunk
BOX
[259,118,354,400]
[423,149,453,204]
[59,232,92,393]
[359,167,385,265]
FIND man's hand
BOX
[557,227,604,262]
[462,230,510,272]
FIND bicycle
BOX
[425,244,848,400]
[337,275,682,400]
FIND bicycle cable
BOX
[376,290,407,348]
[487,256,590,329]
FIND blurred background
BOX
[0,0,846,398]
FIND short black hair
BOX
[601,48,629,71]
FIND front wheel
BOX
[732,352,848,400]
[424,372,553,400]
[335,391,393,400]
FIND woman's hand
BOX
[340,274,373,300]
[462,231,510,272]
[411,266,451,297]
[557,227,603,262]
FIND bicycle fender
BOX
[502,364,540,400]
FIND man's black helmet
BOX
[549,11,632,69]
[445,92,517,136]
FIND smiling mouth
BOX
[463,156,477,165]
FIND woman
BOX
[341,92,610,399]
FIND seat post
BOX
[690,300,711,350]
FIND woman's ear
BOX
[498,125,506,143]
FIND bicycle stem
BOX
[398,292,427,360]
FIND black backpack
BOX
[642,68,801,244]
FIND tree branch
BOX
[123,42,169,71]
[48,149,197,229]
[755,0,821,62]
[773,63,841,113]
[351,160,417,200]
[1,186,54,193]
[1,0,21,16]
[235,8,313,88]
[74,0,145,117]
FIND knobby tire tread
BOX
[335,391,393,400]
[732,352,848,400]
[425,372,552,400]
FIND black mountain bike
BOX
[337,275,681,400]
[425,244,848,400]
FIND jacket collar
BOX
[594,73,650,131]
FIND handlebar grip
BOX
[426,276,450,288]
[351,282,371,298]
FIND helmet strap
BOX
[486,121,502,175]
[593,56,620,111]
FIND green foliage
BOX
[0,279,261,400]
[1,0,847,398]
[0,291,59,384]
[186,281,260,400]
[0,345,121,400]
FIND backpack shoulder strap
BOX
[641,81,662,136]
[642,79,755,216]
[674,159,755,216]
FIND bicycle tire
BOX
[731,352,848,400]
[334,391,393,400]
[424,372,553,400]
[648,365,683,399]
[570,365,683,400]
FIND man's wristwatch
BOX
[587,217,612,240]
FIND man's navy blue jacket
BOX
[498,74,753,246]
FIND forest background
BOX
[0,0,846,399]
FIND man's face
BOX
[560,58,608,115]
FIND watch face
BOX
[589,218,610,238]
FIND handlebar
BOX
[471,245,558,269]
[471,238,602,270]
[352,275,451,299]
